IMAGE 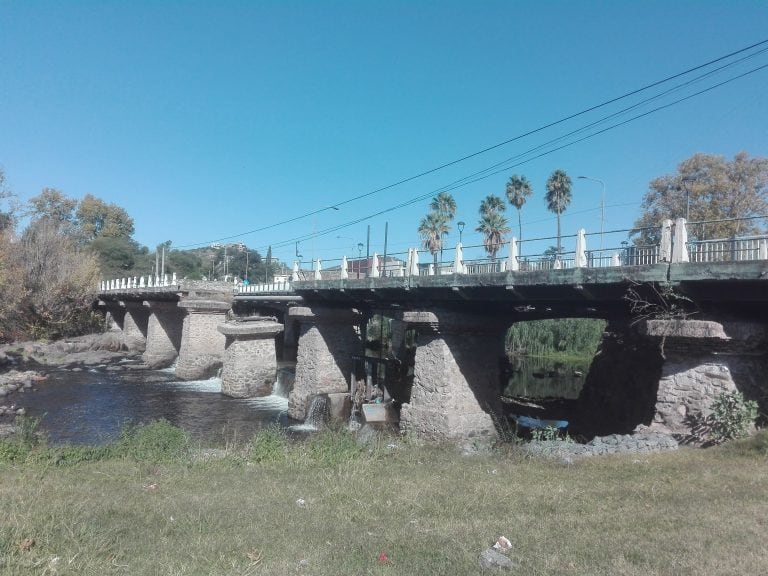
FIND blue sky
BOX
[2,1,767,268]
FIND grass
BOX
[0,425,767,575]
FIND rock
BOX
[478,548,515,571]
[16,408,26,416]
[492,536,513,553]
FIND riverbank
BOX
[1,425,767,575]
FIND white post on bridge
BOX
[454,242,464,274]
[313,259,322,280]
[341,256,349,279]
[575,229,587,268]
[292,261,300,281]
[659,219,673,262]
[507,237,519,272]
[671,218,690,263]
[371,253,380,278]
[409,248,420,276]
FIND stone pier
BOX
[143,301,185,369]
[288,306,362,420]
[218,317,284,398]
[175,300,230,380]
[398,310,506,441]
[640,319,768,438]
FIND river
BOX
[12,364,290,446]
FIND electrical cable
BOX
[175,39,768,249]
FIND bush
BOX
[114,420,190,462]
[247,427,288,464]
[707,391,758,444]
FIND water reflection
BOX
[504,355,592,399]
[15,367,289,446]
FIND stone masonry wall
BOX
[288,307,362,420]
[398,310,507,441]
[143,303,184,369]
[175,302,229,380]
[218,318,284,398]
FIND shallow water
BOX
[13,366,289,446]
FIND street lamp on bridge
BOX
[457,221,465,244]
[577,176,605,250]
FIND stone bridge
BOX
[98,219,768,441]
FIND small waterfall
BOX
[304,395,330,430]
[272,364,295,398]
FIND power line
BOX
[264,62,768,254]
[176,38,768,249]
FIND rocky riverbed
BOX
[0,332,144,437]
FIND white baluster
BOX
[139,276,146,288]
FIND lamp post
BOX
[681,176,696,221]
[357,242,364,279]
[577,176,605,250]
[457,221,465,244]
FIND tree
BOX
[418,212,449,268]
[0,168,16,232]
[505,174,533,241]
[545,169,573,257]
[632,152,768,243]
[17,219,101,338]
[476,194,511,261]
[76,194,135,240]
[430,191,457,221]
[26,188,78,226]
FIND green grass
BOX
[0,426,767,575]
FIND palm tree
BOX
[418,212,449,268]
[476,194,511,261]
[430,191,457,221]
[545,169,573,257]
[479,194,505,217]
[429,191,457,262]
[505,174,532,241]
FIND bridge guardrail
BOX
[99,217,768,295]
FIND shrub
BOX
[247,427,288,464]
[707,391,758,444]
[115,420,190,462]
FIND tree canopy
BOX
[632,152,768,243]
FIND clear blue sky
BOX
[2,1,767,267]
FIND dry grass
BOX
[1,431,767,575]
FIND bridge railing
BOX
[99,273,179,292]
[688,235,768,263]
[100,217,768,294]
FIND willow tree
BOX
[476,194,511,261]
[505,174,533,241]
[545,169,573,257]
